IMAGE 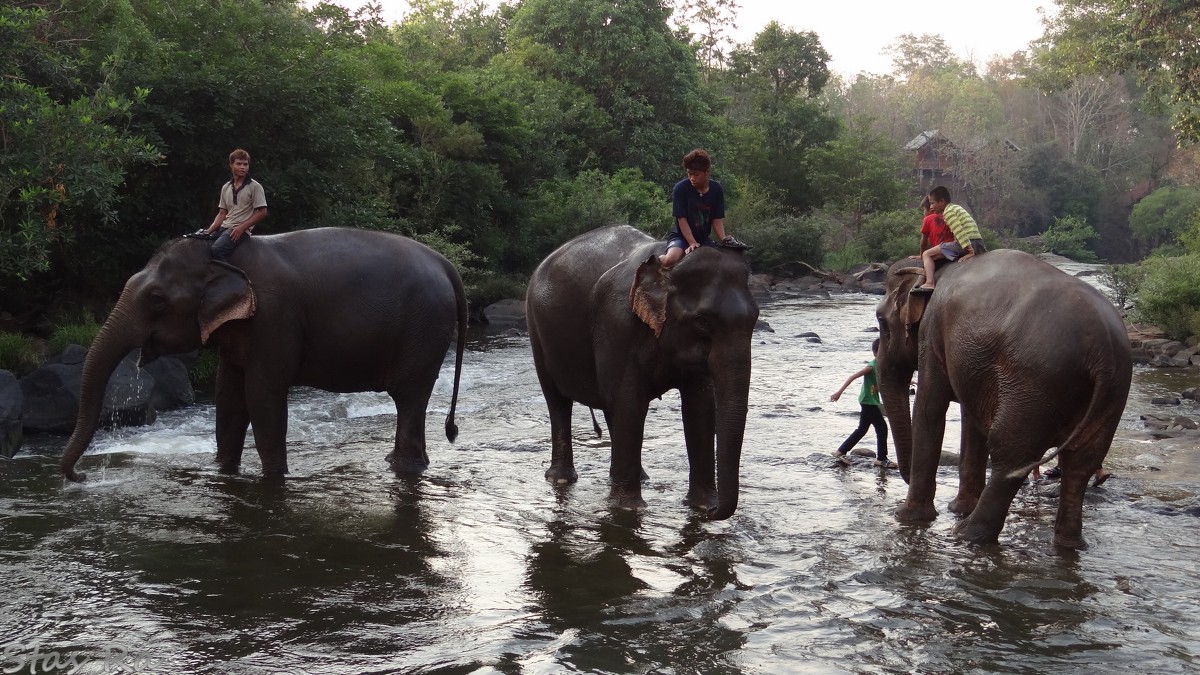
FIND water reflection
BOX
[3,288,1200,672]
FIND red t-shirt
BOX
[921,213,955,246]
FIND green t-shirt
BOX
[858,358,881,406]
[942,203,982,246]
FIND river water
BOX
[3,280,1200,673]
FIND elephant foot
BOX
[608,486,647,512]
[545,464,578,485]
[217,462,240,475]
[895,499,938,522]
[684,487,718,511]
[951,518,1002,546]
[1053,530,1089,551]
[386,452,429,474]
[947,495,979,516]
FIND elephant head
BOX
[874,258,930,483]
[62,238,256,482]
[630,248,758,519]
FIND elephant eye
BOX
[149,290,168,312]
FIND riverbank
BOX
[1108,428,1200,488]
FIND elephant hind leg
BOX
[542,385,577,485]
[948,414,988,516]
[1052,452,1104,550]
[951,463,1026,545]
[387,386,433,473]
[605,402,649,512]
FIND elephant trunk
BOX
[878,360,915,483]
[61,301,144,482]
[706,343,751,521]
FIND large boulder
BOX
[142,355,195,411]
[0,370,23,458]
[482,299,527,331]
[20,349,157,434]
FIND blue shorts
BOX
[666,235,716,252]
[939,241,968,261]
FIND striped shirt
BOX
[942,203,981,247]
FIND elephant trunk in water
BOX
[706,342,752,521]
[877,360,915,483]
[61,301,143,482]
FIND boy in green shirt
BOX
[830,339,895,469]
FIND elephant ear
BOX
[892,267,928,341]
[630,254,668,338]
[199,260,257,344]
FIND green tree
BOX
[671,0,741,76]
[885,33,966,79]
[1128,185,1200,253]
[1016,143,1105,235]
[1041,215,1099,262]
[0,3,159,284]
[508,0,711,184]
[1099,263,1146,309]
[721,22,839,212]
[803,124,910,230]
[522,168,666,267]
[1136,254,1200,340]
[1036,0,1200,143]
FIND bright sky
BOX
[333,0,1058,77]
[729,0,1058,75]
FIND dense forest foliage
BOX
[2,0,1200,341]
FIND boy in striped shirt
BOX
[911,186,987,295]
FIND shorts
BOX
[666,235,715,252]
[939,241,968,261]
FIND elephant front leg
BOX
[606,402,649,512]
[679,382,717,512]
[896,379,949,523]
[214,359,250,474]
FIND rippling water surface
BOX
[3,290,1200,674]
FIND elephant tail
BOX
[444,266,468,443]
[1007,446,1062,481]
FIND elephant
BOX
[61,227,467,482]
[875,249,1132,549]
[526,225,759,520]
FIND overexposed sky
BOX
[728,0,1058,75]
[332,0,1058,76]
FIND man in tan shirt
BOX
[201,148,268,262]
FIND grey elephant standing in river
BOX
[526,225,758,519]
[61,228,467,482]
[875,250,1132,549]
